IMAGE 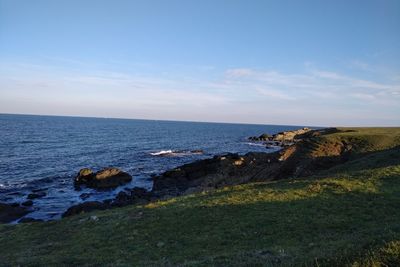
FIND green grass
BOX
[319,127,400,154]
[1,128,400,266]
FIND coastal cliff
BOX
[1,127,400,266]
[61,127,400,217]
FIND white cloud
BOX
[223,67,400,104]
[0,61,399,126]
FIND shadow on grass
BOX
[277,145,400,181]
[1,170,399,266]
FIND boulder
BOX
[112,187,152,207]
[0,203,30,223]
[74,167,132,189]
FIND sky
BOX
[0,0,399,126]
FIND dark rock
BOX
[103,199,112,205]
[27,192,46,199]
[74,167,132,189]
[0,203,30,223]
[248,133,271,141]
[152,152,278,195]
[32,188,48,193]
[19,217,43,223]
[249,128,312,144]
[62,201,110,217]
[112,187,152,207]
[21,200,33,207]
[258,133,271,141]
[74,168,95,188]
[130,187,152,199]
[79,193,91,200]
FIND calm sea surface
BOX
[0,114,305,220]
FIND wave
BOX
[150,149,204,157]
[244,142,266,147]
[150,150,174,156]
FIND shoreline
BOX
[0,127,356,223]
[0,127,324,223]
[1,127,400,265]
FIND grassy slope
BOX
[1,128,400,266]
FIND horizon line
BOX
[0,112,323,128]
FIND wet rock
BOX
[21,200,33,207]
[112,187,152,207]
[79,193,91,200]
[62,201,110,217]
[130,187,152,199]
[113,191,130,206]
[74,168,132,189]
[0,203,30,223]
[249,133,271,141]
[27,192,46,199]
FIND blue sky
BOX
[0,0,399,126]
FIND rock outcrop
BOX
[152,152,281,196]
[112,187,153,207]
[74,168,132,189]
[249,127,312,145]
[152,128,365,195]
[62,128,369,218]
[248,133,271,141]
[63,187,152,217]
[0,203,31,223]
[62,201,111,217]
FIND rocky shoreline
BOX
[248,127,311,147]
[2,127,346,223]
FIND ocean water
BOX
[0,114,305,221]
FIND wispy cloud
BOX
[222,67,400,105]
[0,61,399,126]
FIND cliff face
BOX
[153,128,400,195]
[62,127,400,217]
[275,127,400,178]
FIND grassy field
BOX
[0,128,400,266]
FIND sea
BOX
[0,114,306,221]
